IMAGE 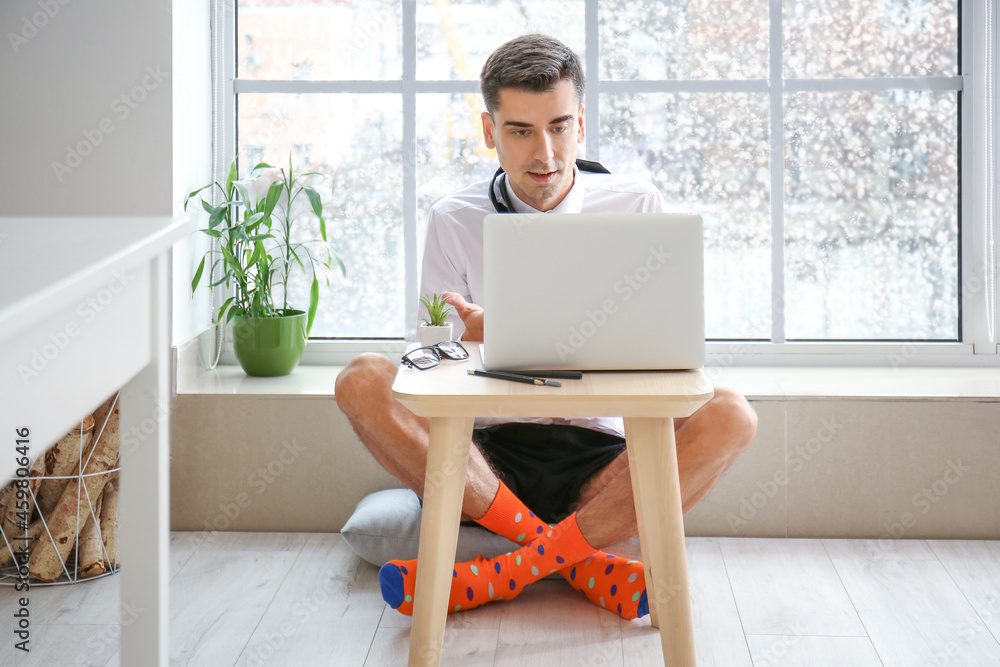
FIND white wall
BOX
[0,0,173,215]
[0,0,212,345]
[171,0,213,345]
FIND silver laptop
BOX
[482,212,705,371]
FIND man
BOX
[335,34,756,620]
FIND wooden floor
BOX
[2,533,999,666]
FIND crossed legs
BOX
[336,353,756,544]
[335,353,757,614]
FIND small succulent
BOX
[419,292,454,326]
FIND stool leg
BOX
[626,434,660,629]
[407,417,475,667]
[624,417,696,667]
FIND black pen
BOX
[467,369,561,387]
[505,369,583,379]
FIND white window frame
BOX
[211,0,999,368]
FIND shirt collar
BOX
[503,164,585,214]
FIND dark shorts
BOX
[472,422,627,524]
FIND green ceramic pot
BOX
[232,309,308,377]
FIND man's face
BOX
[481,79,585,212]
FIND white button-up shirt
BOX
[419,166,667,436]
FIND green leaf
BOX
[184,183,212,211]
[209,258,226,283]
[306,273,319,337]
[217,296,235,323]
[202,228,222,238]
[251,162,274,172]
[225,159,238,196]
[263,181,283,219]
[233,182,251,208]
[331,250,347,277]
[251,240,270,268]
[289,246,306,271]
[208,204,228,229]
[191,256,206,293]
[221,246,246,281]
[304,186,323,218]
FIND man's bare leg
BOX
[574,387,758,548]
[335,353,499,520]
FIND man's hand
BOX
[443,292,484,342]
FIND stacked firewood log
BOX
[0,394,121,582]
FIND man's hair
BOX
[480,34,585,115]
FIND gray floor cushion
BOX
[341,488,642,568]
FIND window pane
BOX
[601,93,772,339]
[416,94,497,264]
[784,0,958,78]
[238,94,404,338]
[784,90,958,340]
[238,0,402,81]
[600,0,769,80]
[416,0,584,80]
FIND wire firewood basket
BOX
[0,393,121,586]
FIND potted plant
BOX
[185,156,346,376]
[419,292,454,347]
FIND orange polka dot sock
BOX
[474,482,550,545]
[379,512,595,615]
[563,552,649,619]
[474,482,649,619]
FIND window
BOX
[222,0,995,357]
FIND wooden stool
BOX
[392,346,712,666]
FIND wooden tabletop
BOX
[392,346,713,419]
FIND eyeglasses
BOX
[401,340,469,370]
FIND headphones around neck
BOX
[489,159,611,213]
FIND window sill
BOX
[174,336,1000,401]
[706,366,1000,401]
